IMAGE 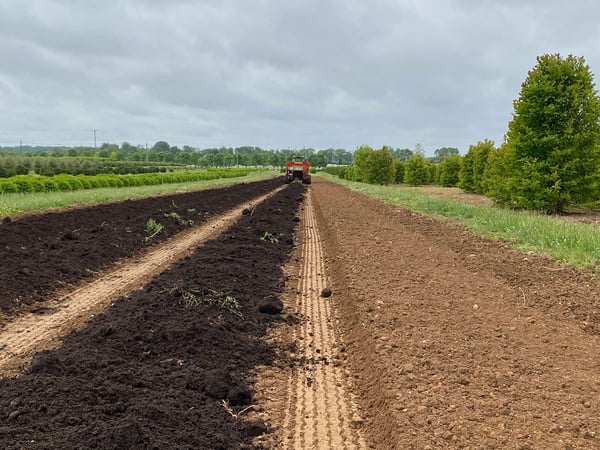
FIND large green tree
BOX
[459,139,495,193]
[495,54,600,212]
[439,154,462,187]
[365,146,395,184]
[352,145,373,182]
[404,153,431,185]
[432,147,459,163]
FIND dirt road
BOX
[281,193,365,449]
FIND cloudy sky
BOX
[0,1,599,155]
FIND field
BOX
[1,176,599,449]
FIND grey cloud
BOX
[0,0,599,153]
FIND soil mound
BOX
[0,178,281,321]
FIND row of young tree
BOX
[323,146,462,187]
[0,169,251,194]
[0,157,175,178]
[330,54,600,214]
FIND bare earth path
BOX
[280,192,366,449]
[307,177,600,449]
[0,187,283,377]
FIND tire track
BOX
[0,186,285,377]
[284,190,365,449]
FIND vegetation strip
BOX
[0,170,274,215]
[319,173,600,268]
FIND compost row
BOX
[0,177,281,320]
[0,181,304,449]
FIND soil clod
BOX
[321,288,332,298]
[258,297,284,315]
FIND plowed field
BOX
[1,176,599,449]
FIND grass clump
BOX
[260,231,279,244]
[164,212,194,226]
[171,286,242,317]
[144,218,163,240]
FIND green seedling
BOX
[260,231,279,244]
[164,211,194,226]
[144,218,163,240]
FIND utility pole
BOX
[145,143,148,162]
[93,129,97,149]
[19,139,22,151]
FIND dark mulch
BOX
[0,182,305,449]
[0,178,281,319]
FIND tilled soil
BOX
[0,182,304,449]
[0,177,281,322]
[2,175,600,449]
[311,177,600,449]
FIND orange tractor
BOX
[284,156,311,184]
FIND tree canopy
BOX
[492,54,600,212]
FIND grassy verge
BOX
[318,173,600,269]
[0,170,277,215]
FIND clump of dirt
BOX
[258,296,284,314]
[0,178,281,322]
[321,288,332,298]
[0,182,304,449]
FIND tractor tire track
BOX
[0,186,285,377]
[283,190,365,449]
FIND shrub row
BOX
[0,156,178,178]
[0,169,250,194]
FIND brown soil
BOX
[280,193,365,448]
[310,177,600,449]
[2,175,600,449]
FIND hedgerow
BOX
[0,169,251,194]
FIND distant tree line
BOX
[323,145,461,187]
[0,143,355,169]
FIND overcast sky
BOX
[0,1,599,155]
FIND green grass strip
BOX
[0,170,277,215]
[318,173,600,269]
